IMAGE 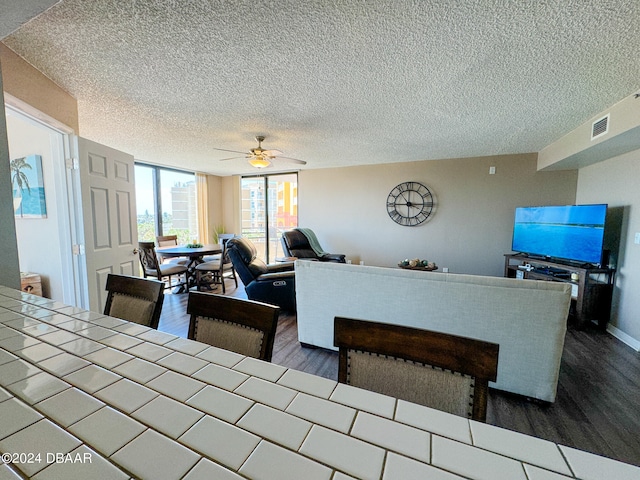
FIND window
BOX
[241,173,298,262]
[135,163,197,244]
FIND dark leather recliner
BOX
[281,229,346,263]
[226,236,296,311]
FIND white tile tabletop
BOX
[125,341,173,362]
[35,387,104,427]
[15,342,64,363]
[182,458,244,480]
[195,344,244,367]
[0,326,20,341]
[234,376,297,410]
[179,415,260,470]
[276,368,337,398]
[0,397,43,438]
[30,445,130,480]
[157,351,209,375]
[191,362,249,390]
[233,356,287,381]
[237,403,312,450]
[351,411,430,462]
[94,378,158,413]
[300,425,385,480]
[286,392,356,433]
[62,364,121,393]
[0,286,638,480]
[186,385,254,423]
[133,395,205,438]
[0,419,82,477]
[239,440,333,480]
[6,371,70,404]
[68,406,147,456]
[330,382,396,418]
[146,370,206,402]
[111,428,200,480]
[112,357,168,383]
[37,352,90,376]
[83,347,134,369]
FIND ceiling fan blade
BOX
[219,156,247,162]
[277,156,307,165]
[263,149,283,156]
[211,147,248,155]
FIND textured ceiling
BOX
[0,0,59,39]
[3,0,640,175]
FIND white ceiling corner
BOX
[2,0,639,176]
[0,0,60,39]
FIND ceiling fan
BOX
[215,136,307,168]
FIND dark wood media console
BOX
[504,254,615,329]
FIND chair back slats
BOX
[187,292,280,361]
[104,274,164,329]
[156,235,179,247]
[138,241,161,273]
[334,317,499,421]
[138,241,187,289]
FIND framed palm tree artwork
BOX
[11,154,47,218]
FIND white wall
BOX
[577,149,640,344]
[299,153,578,276]
[6,108,68,300]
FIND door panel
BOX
[90,187,111,248]
[75,136,138,313]
[116,190,134,244]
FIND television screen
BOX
[512,204,607,265]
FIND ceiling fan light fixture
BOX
[248,156,271,168]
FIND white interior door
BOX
[72,136,138,312]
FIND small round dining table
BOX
[156,244,222,291]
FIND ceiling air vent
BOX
[591,114,610,140]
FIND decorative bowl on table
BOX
[398,258,438,271]
[185,243,204,248]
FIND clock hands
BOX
[397,200,421,209]
[398,191,421,209]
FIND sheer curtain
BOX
[196,173,211,244]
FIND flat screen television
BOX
[511,204,607,266]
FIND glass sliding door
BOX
[135,163,197,244]
[159,169,198,244]
[134,164,157,242]
[241,173,298,263]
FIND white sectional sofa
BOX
[295,261,572,402]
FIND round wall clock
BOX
[386,181,434,226]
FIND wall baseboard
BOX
[606,323,640,352]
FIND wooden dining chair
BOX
[194,238,238,293]
[138,241,188,290]
[334,317,499,421]
[103,274,165,329]
[156,235,189,265]
[186,292,280,361]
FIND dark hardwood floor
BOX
[158,285,640,468]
